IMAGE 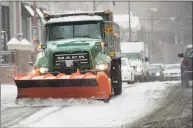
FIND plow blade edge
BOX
[14,72,112,99]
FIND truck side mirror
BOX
[145,57,148,62]
[178,53,184,58]
[132,66,136,70]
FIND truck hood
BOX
[129,60,141,66]
[47,38,101,52]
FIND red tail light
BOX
[182,59,188,66]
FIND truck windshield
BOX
[122,53,141,60]
[48,21,102,41]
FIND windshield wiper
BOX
[52,37,65,41]
[74,35,91,38]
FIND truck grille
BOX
[54,52,89,68]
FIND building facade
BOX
[1,2,48,50]
[1,1,113,51]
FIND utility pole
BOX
[32,1,39,62]
[174,2,178,44]
[33,1,38,40]
[128,1,131,42]
[192,2,193,44]
[93,0,96,11]
[150,10,154,63]
[145,15,148,48]
[0,1,2,85]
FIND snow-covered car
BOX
[121,57,135,84]
[147,65,164,81]
[163,64,181,81]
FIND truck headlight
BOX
[136,67,142,72]
[40,67,49,73]
[156,72,160,76]
[96,64,108,71]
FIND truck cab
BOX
[121,42,149,82]
[32,10,123,96]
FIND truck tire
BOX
[110,59,122,96]
[181,75,189,88]
[139,72,145,82]
[113,64,122,95]
[144,71,149,82]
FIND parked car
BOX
[121,57,135,84]
[163,64,181,81]
[147,65,164,81]
[178,44,193,87]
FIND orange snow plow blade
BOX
[14,71,112,100]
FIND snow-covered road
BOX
[1,81,190,127]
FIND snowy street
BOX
[1,81,192,127]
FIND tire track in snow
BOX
[1,107,43,128]
[1,105,71,127]
[13,105,70,127]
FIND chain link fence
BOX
[0,50,34,85]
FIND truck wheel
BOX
[113,64,122,96]
[181,75,189,88]
[144,75,148,82]
[139,72,145,82]
[144,72,149,82]
[131,73,135,84]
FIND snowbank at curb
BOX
[1,85,17,110]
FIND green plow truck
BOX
[14,10,122,100]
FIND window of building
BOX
[1,5,10,51]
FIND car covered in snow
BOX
[163,64,181,81]
[178,44,193,87]
[147,65,164,81]
[121,57,135,84]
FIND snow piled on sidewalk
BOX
[1,85,17,110]
[1,81,180,127]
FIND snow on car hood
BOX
[163,69,181,74]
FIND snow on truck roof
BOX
[46,15,103,24]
